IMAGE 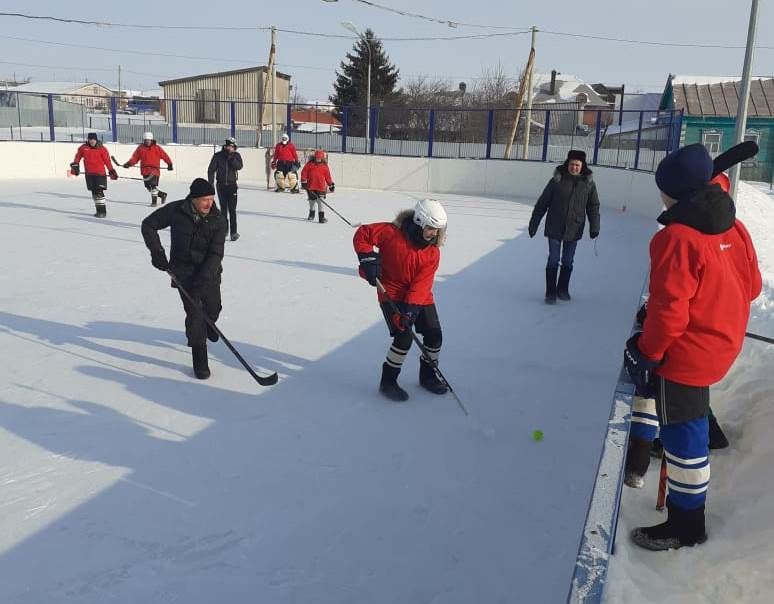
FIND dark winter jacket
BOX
[529,164,601,241]
[141,198,228,289]
[638,184,761,386]
[207,148,243,186]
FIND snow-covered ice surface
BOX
[606,182,774,604]
[0,177,653,603]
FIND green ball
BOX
[532,429,544,442]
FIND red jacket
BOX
[639,186,762,386]
[273,141,298,163]
[300,161,333,192]
[73,143,113,176]
[353,212,440,306]
[126,142,172,176]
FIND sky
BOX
[0,0,772,102]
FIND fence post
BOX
[634,111,644,170]
[230,102,236,139]
[369,106,378,154]
[485,110,494,159]
[110,96,118,143]
[542,110,551,161]
[47,94,56,142]
[592,110,602,165]
[428,109,436,158]
[341,107,348,153]
[286,103,292,139]
[171,100,178,144]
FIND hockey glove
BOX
[357,252,380,286]
[635,302,647,327]
[329,183,335,193]
[391,303,418,333]
[271,160,277,170]
[108,169,118,181]
[167,163,173,171]
[123,162,131,169]
[69,162,80,176]
[624,333,660,397]
[150,250,169,272]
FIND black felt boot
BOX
[379,363,409,402]
[631,500,707,551]
[624,436,652,488]
[545,267,558,305]
[419,360,448,394]
[708,412,729,449]
[557,266,573,301]
[318,211,327,224]
[307,209,315,221]
[192,344,210,379]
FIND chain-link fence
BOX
[3,90,771,181]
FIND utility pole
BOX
[522,26,537,159]
[729,0,759,199]
[271,26,277,146]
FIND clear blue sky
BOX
[0,0,771,101]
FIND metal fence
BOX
[0,91,694,172]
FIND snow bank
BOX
[606,182,774,603]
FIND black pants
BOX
[380,302,442,369]
[85,174,107,200]
[216,183,238,236]
[143,174,160,192]
[177,282,222,347]
[276,160,295,175]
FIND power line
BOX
[0,59,164,78]
[0,11,267,30]
[542,29,774,50]
[346,0,527,30]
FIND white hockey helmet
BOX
[281,133,289,143]
[142,131,154,141]
[413,198,447,229]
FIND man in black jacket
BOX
[141,178,228,379]
[529,149,601,304]
[207,137,243,242]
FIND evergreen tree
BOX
[329,29,400,137]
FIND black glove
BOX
[329,183,335,193]
[357,252,380,286]
[391,302,419,333]
[122,162,131,169]
[635,303,647,327]
[70,162,80,176]
[167,163,173,171]
[590,230,599,239]
[150,250,169,272]
[528,221,538,238]
[108,169,118,181]
[624,333,660,396]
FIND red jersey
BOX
[300,161,333,192]
[353,212,440,306]
[73,143,113,176]
[126,142,172,176]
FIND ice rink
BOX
[0,177,653,603]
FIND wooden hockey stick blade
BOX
[712,141,759,177]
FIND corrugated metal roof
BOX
[159,66,291,86]
[9,81,112,94]
[673,77,774,117]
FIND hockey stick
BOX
[712,141,759,177]
[746,331,774,345]
[111,155,130,166]
[375,278,469,416]
[318,197,362,228]
[656,454,668,511]
[167,271,279,387]
[67,171,145,182]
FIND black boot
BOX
[379,363,409,402]
[192,344,210,379]
[94,203,106,218]
[624,437,652,488]
[419,359,448,394]
[545,267,558,305]
[557,266,573,301]
[318,211,327,224]
[159,191,167,204]
[206,323,219,343]
[307,210,315,221]
[230,232,240,242]
[150,195,157,207]
[631,500,707,551]
[708,412,729,449]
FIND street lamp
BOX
[341,20,372,145]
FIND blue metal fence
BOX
[0,91,687,172]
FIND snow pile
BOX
[606,182,774,603]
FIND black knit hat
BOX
[567,149,586,163]
[189,177,216,198]
[87,132,98,141]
